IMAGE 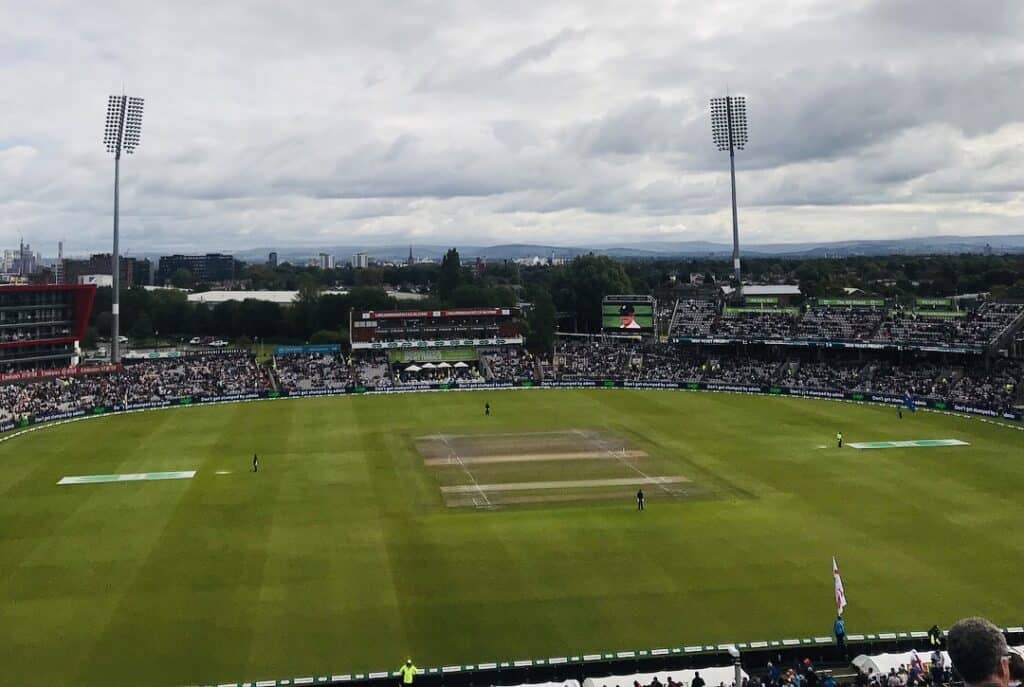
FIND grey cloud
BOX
[1,1,1023,253]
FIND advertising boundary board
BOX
[0,379,1018,444]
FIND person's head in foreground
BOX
[947,617,1014,687]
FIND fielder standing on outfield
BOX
[485,402,490,416]
[252,453,259,472]
[836,431,843,448]
[399,659,418,687]
[636,488,645,511]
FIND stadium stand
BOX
[715,307,799,340]
[668,298,720,338]
[552,339,642,381]
[797,304,884,341]
[873,302,1024,349]
[0,352,271,423]
[480,347,538,383]
[781,360,868,391]
[353,353,393,389]
[702,356,780,386]
[273,352,352,392]
[856,362,946,398]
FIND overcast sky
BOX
[2,0,1024,255]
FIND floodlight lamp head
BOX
[122,97,144,154]
[709,95,748,152]
[103,94,144,154]
[104,95,124,154]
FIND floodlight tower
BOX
[710,95,747,296]
[103,94,144,363]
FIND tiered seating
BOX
[782,361,867,391]
[873,302,1024,348]
[947,360,1022,412]
[702,357,778,385]
[553,340,641,381]
[273,353,351,392]
[353,353,392,389]
[668,299,719,337]
[481,347,537,383]
[797,305,883,341]
[715,309,798,340]
[0,353,272,422]
[855,363,945,397]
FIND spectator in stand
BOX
[948,617,1021,687]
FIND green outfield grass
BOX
[1,389,1022,687]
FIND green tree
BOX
[129,314,153,340]
[438,248,463,301]
[554,255,632,332]
[170,268,194,289]
[526,287,557,353]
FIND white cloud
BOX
[1,0,1023,255]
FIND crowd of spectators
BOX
[481,347,537,383]
[873,303,1024,348]
[702,357,779,385]
[946,360,1022,412]
[782,361,867,391]
[273,352,351,392]
[1,341,1022,424]
[855,363,947,398]
[715,309,799,340]
[669,299,720,337]
[552,339,642,381]
[392,359,484,386]
[635,346,704,382]
[798,306,884,341]
[548,340,1022,411]
[661,298,1022,347]
[0,352,272,423]
[354,353,392,390]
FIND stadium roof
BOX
[720,284,802,296]
[187,289,426,305]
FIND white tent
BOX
[854,646,1024,678]
[421,362,437,369]
[583,664,747,687]
[852,650,949,678]
[405,364,422,372]
[437,361,452,368]
[454,361,470,368]
[506,681,580,687]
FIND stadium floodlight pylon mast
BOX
[710,95,747,297]
[103,94,144,363]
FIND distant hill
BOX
[117,234,1024,264]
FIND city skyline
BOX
[2,1,1024,252]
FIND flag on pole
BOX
[911,650,925,675]
[833,556,847,616]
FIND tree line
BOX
[89,250,1024,352]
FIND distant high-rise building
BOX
[63,253,137,287]
[407,245,415,267]
[157,253,236,284]
[268,251,278,267]
[319,253,336,270]
[351,253,369,269]
[55,241,64,284]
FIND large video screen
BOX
[602,302,654,331]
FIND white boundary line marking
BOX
[438,434,493,509]
[441,476,689,494]
[573,428,681,496]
